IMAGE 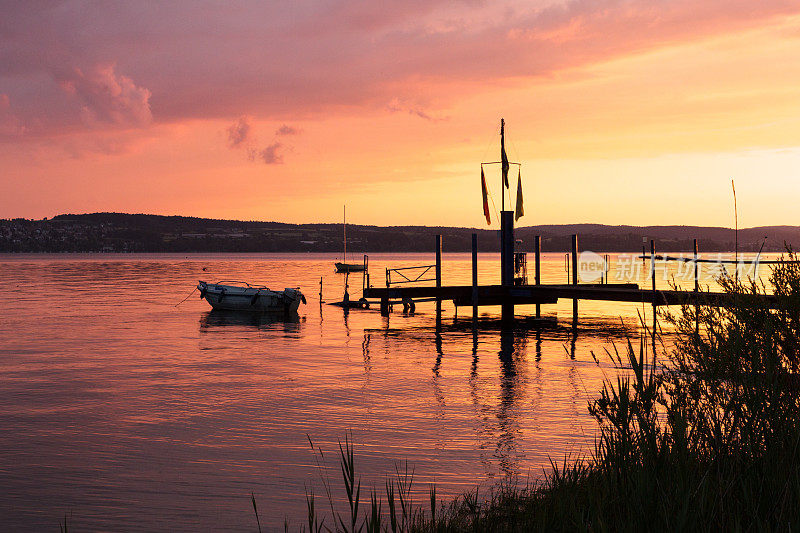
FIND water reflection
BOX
[366,318,553,479]
[496,327,529,476]
[431,330,446,442]
[535,329,542,362]
[1,254,673,532]
[198,309,303,330]
[568,328,577,360]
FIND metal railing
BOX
[385,264,437,286]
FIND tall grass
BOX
[289,253,800,531]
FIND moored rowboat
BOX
[198,280,305,313]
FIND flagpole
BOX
[500,119,505,212]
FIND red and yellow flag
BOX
[481,167,491,225]
[501,141,509,189]
[515,168,524,221]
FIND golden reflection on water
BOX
[0,252,779,531]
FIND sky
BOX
[3,0,800,228]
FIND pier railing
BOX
[385,264,437,286]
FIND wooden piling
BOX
[694,238,699,335]
[651,239,657,348]
[693,239,699,292]
[435,234,442,318]
[650,239,656,295]
[534,235,541,318]
[571,234,578,321]
[500,212,515,288]
[501,211,515,321]
[471,233,478,320]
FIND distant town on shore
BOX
[1,212,798,254]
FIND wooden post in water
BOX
[501,211,515,322]
[571,234,578,323]
[435,234,442,318]
[693,239,699,292]
[694,238,699,335]
[471,233,478,321]
[651,239,657,347]
[650,240,656,297]
[534,235,541,318]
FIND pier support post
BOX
[534,235,541,318]
[694,238,699,335]
[693,239,699,293]
[571,234,578,324]
[501,211,515,322]
[472,233,478,321]
[651,239,657,349]
[650,239,657,299]
[435,234,442,320]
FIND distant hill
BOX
[0,212,797,253]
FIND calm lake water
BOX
[0,252,771,531]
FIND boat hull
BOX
[335,262,366,273]
[198,282,305,313]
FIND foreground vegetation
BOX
[285,254,800,532]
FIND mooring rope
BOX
[174,287,197,307]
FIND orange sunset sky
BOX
[3,1,800,228]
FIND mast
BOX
[732,180,738,281]
[343,205,346,264]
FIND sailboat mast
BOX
[732,180,738,281]
[343,205,346,263]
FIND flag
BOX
[515,168,524,221]
[501,142,509,189]
[481,167,491,225]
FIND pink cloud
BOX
[57,64,152,128]
[0,0,798,135]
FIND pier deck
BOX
[363,283,780,309]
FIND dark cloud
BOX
[275,124,300,136]
[256,142,283,165]
[229,117,291,164]
[387,98,447,122]
[227,116,252,147]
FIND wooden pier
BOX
[363,282,779,312]
[350,121,783,321]
[359,225,782,320]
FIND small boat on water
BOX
[334,205,366,273]
[197,280,305,313]
[334,261,365,273]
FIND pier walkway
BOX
[363,283,780,311]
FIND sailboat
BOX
[334,205,365,273]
